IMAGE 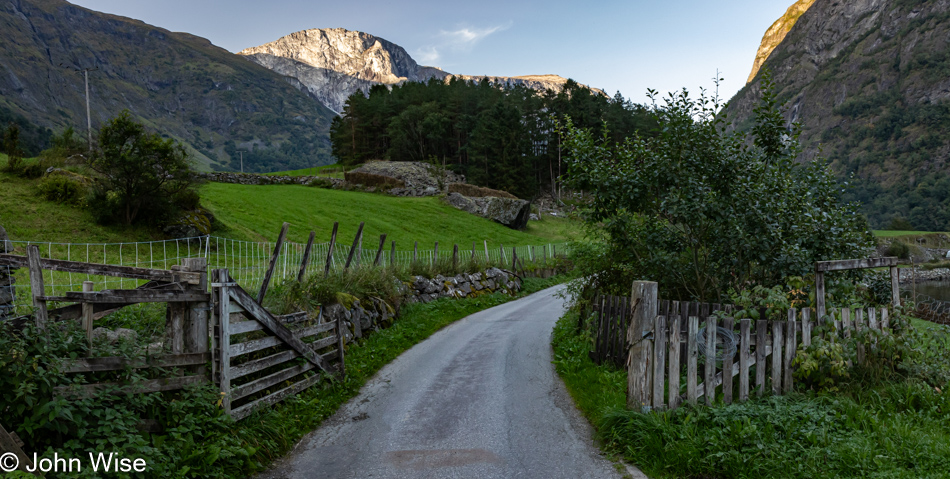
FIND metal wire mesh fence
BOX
[2,234,569,316]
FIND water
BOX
[903,280,950,302]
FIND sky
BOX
[70,0,794,104]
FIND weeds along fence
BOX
[1,224,569,316]
[588,258,904,411]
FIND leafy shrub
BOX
[885,241,911,259]
[307,177,335,189]
[37,174,86,205]
[888,216,915,230]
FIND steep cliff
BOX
[240,28,598,113]
[0,0,337,171]
[728,0,950,230]
[746,0,817,82]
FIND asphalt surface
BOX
[258,285,629,479]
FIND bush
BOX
[885,241,912,259]
[888,216,915,230]
[343,171,405,189]
[37,174,87,205]
[307,177,335,189]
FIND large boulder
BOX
[348,161,464,195]
[444,193,531,230]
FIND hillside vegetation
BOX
[0,0,337,172]
[727,0,950,231]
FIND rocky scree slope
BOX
[0,0,337,171]
[239,28,602,113]
[727,0,950,230]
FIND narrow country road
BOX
[257,285,631,479]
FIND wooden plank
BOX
[484,240,490,262]
[307,335,339,352]
[868,307,878,331]
[230,372,322,421]
[228,285,334,375]
[704,316,716,405]
[296,322,338,339]
[55,374,208,398]
[667,315,681,410]
[815,270,826,319]
[58,289,209,303]
[298,231,316,282]
[842,308,852,339]
[27,245,48,329]
[816,257,899,272]
[627,282,657,410]
[230,311,310,335]
[0,422,37,475]
[336,313,346,377]
[881,309,889,332]
[687,316,699,405]
[344,222,365,270]
[771,321,784,395]
[324,222,339,277]
[722,317,734,404]
[784,317,795,394]
[739,319,750,402]
[756,320,767,396]
[181,258,209,369]
[855,309,865,365]
[890,266,901,308]
[231,361,316,401]
[374,234,387,267]
[258,222,289,301]
[652,315,667,409]
[0,253,200,284]
[230,350,298,380]
[214,269,232,414]
[391,240,396,267]
[82,281,94,346]
[231,335,282,357]
[62,353,210,373]
[166,302,185,354]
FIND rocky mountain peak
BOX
[747,0,817,83]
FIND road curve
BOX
[257,285,625,479]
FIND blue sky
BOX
[70,0,794,104]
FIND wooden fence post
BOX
[374,234,387,267]
[511,247,517,271]
[627,281,658,411]
[433,242,439,267]
[815,268,826,319]
[182,258,209,374]
[27,245,48,330]
[471,242,476,262]
[82,281,94,347]
[258,222,289,302]
[390,241,396,267]
[484,240,489,262]
[344,222,365,270]
[298,230,316,282]
[213,268,232,415]
[336,314,346,378]
[890,265,900,308]
[500,244,506,265]
[413,241,418,264]
[324,222,339,277]
[453,244,459,268]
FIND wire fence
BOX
[2,234,570,316]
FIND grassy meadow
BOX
[200,181,578,246]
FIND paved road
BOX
[259,285,628,479]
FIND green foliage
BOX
[552,311,950,479]
[888,216,915,231]
[565,73,873,301]
[793,332,850,391]
[87,111,198,226]
[885,240,912,259]
[330,78,656,199]
[37,174,87,206]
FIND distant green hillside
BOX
[0,0,337,172]
[200,182,578,247]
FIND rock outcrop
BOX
[444,192,531,230]
[0,224,14,318]
[727,0,950,229]
[746,0,817,83]
[348,161,464,196]
[239,28,602,113]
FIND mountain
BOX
[727,0,950,231]
[746,0,817,83]
[239,28,600,113]
[0,0,338,172]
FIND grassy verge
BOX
[552,312,950,479]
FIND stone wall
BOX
[323,267,521,339]
[0,224,14,318]
[199,172,344,187]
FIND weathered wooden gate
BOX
[211,268,345,420]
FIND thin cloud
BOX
[415,22,511,66]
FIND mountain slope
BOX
[728,0,950,230]
[746,0,817,83]
[239,28,599,113]
[0,0,337,172]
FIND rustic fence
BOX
[1,225,569,316]
[585,257,904,411]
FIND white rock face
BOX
[239,28,599,113]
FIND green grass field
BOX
[200,181,578,246]
[873,230,944,237]
[264,164,346,178]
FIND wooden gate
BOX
[211,268,345,420]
